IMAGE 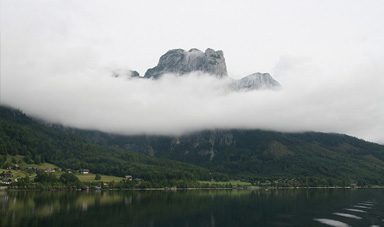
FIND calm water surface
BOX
[1,189,383,227]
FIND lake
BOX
[1,189,383,226]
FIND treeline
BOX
[11,170,230,190]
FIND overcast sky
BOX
[1,0,384,143]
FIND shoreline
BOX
[2,185,384,192]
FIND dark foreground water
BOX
[1,189,383,227]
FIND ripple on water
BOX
[314,218,350,227]
[344,208,367,213]
[354,205,372,209]
[359,203,375,206]
[333,212,362,219]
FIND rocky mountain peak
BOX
[144,48,228,79]
[113,48,282,91]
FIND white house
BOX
[80,169,90,174]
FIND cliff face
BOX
[144,48,228,79]
[115,48,281,91]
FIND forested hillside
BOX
[0,106,219,184]
[73,125,384,186]
[2,105,384,186]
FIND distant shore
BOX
[2,185,384,192]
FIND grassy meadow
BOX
[1,154,124,183]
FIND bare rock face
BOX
[113,48,281,91]
[230,73,281,91]
[144,48,228,79]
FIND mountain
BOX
[230,73,281,91]
[144,48,228,79]
[142,48,281,91]
[109,48,281,91]
[73,128,384,185]
[0,106,217,182]
[2,105,384,186]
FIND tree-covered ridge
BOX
[0,106,219,183]
[2,105,384,187]
[72,124,384,185]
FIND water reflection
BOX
[0,189,383,227]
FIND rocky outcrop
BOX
[112,48,281,91]
[230,73,281,91]
[144,48,228,79]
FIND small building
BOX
[125,175,133,181]
[45,168,56,173]
[4,172,13,178]
[66,169,72,173]
[2,179,12,185]
[80,169,90,174]
[12,164,21,170]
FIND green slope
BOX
[73,125,384,185]
[3,105,384,186]
[0,106,216,183]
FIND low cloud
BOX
[2,60,384,144]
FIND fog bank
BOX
[2,64,384,144]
